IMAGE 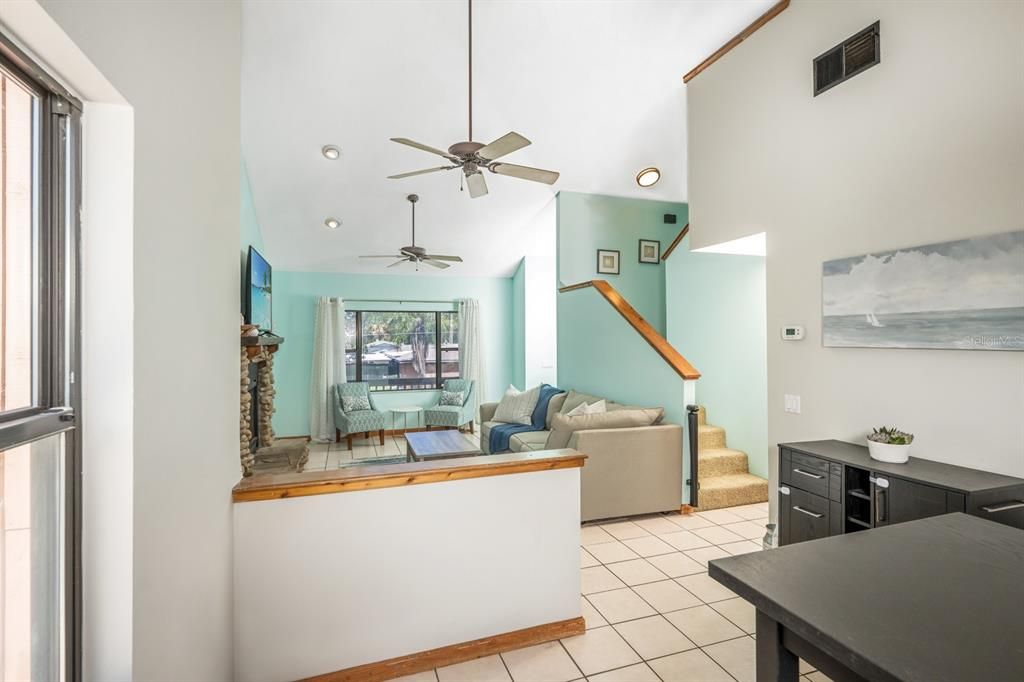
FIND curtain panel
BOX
[310,297,347,442]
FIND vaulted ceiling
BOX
[241,0,773,277]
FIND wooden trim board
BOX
[661,223,690,261]
[557,280,701,380]
[232,449,586,502]
[301,617,585,682]
[683,0,789,83]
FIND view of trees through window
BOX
[345,311,459,390]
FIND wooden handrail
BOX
[557,280,701,380]
[683,0,789,83]
[661,223,689,261]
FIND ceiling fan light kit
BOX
[358,194,463,270]
[386,0,560,198]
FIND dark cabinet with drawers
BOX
[778,440,1024,546]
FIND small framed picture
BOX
[638,239,661,264]
[596,249,620,275]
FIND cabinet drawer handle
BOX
[793,468,824,480]
[981,500,1024,513]
[793,506,824,519]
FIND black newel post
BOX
[686,404,700,508]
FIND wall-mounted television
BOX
[245,246,273,332]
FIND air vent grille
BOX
[813,21,880,96]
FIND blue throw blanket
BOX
[488,384,564,454]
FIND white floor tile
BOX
[710,597,756,633]
[683,545,731,567]
[561,626,641,676]
[581,566,627,595]
[645,552,706,578]
[663,605,745,646]
[729,504,771,521]
[586,588,657,624]
[581,596,607,629]
[437,654,511,682]
[666,514,717,531]
[501,641,581,682]
[587,541,640,565]
[631,580,702,613]
[703,635,756,682]
[586,662,660,682]
[675,572,737,603]
[647,648,734,682]
[621,535,676,557]
[720,540,763,556]
[632,516,684,535]
[721,520,770,540]
[660,531,712,552]
[804,671,833,682]
[691,525,746,545]
[600,521,650,540]
[694,509,746,525]
[580,525,616,546]
[613,614,696,659]
[604,559,668,586]
[580,548,600,569]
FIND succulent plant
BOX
[868,426,914,445]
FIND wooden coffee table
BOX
[405,429,482,463]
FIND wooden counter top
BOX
[232,449,586,503]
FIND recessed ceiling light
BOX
[324,217,341,229]
[321,145,341,160]
[636,167,661,187]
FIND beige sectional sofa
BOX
[480,390,683,522]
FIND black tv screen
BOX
[246,246,272,332]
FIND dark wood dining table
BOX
[708,513,1024,682]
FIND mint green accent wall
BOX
[666,235,768,478]
[511,259,526,388]
[557,287,696,495]
[557,192,685,334]
[272,271,514,436]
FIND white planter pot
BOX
[867,440,911,464]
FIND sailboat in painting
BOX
[865,313,883,327]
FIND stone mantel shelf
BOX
[241,333,284,346]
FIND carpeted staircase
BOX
[695,406,769,511]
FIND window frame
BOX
[350,310,460,391]
[0,31,83,682]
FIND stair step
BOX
[697,405,707,426]
[697,473,769,511]
[698,424,726,450]
[698,448,750,477]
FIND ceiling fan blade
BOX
[422,258,450,269]
[387,166,454,180]
[390,138,456,160]
[359,255,405,259]
[466,171,488,198]
[490,163,560,185]
[477,132,531,161]
[425,255,463,262]
[386,259,408,268]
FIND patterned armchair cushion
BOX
[333,382,387,435]
[439,390,464,406]
[423,405,464,427]
[342,394,372,412]
[424,379,475,428]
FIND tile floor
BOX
[392,501,831,682]
[301,424,484,470]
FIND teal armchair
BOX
[423,379,476,433]
[333,382,387,450]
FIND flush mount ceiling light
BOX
[636,167,661,188]
[321,145,341,160]
[324,217,341,229]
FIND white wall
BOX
[687,0,1024,502]
[34,2,242,679]
[525,198,558,387]
[234,469,581,682]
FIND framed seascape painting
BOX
[822,230,1024,351]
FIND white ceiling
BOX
[241,0,774,277]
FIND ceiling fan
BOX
[359,194,463,270]
[387,0,559,198]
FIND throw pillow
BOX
[493,385,541,425]
[565,399,607,417]
[342,394,371,413]
[504,384,521,397]
[545,392,568,429]
[544,408,664,450]
[440,390,464,406]
[559,389,605,416]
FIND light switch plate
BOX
[784,394,801,414]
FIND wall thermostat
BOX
[781,325,804,340]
